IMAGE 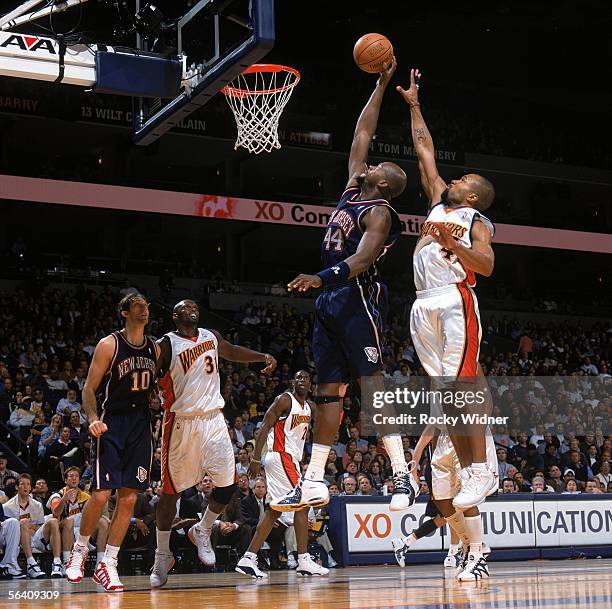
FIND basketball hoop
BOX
[222,64,300,154]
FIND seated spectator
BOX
[496,447,512,479]
[368,460,385,491]
[240,477,284,569]
[531,476,553,493]
[562,478,581,494]
[31,478,51,512]
[328,483,340,496]
[46,368,68,392]
[210,487,251,559]
[584,479,603,494]
[26,411,47,461]
[236,474,251,500]
[331,434,346,459]
[0,502,22,578]
[0,454,18,491]
[236,448,251,476]
[501,478,518,493]
[67,411,88,447]
[56,390,83,423]
[513,471,532,492]
[48,467,108,568]
[47,426,81,478]
[339,476,357,496]
[356,476,379,496]
[3,474,63,578]
[8,395,35,442]
[546,465,564,492]
[596,461,612,487]
[192,476,213,514]
[233,415,252,449]
[38,414,64,460]
[564,452,589,483]
[342,440,358,469]
[151,447,162,484]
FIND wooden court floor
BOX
[2,560,611,609]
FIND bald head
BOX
[381,163,407,199]
[173,299,196,314]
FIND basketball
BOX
[353,33,394,73]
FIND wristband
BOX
[251,458,261,464]
[410,103,420,108]
[316,261,350,287]
[130,517,136,524]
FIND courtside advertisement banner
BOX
[341,496,612,553]
[2,175,611,253]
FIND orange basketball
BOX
[353,33,394,73]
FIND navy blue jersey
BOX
[98,331,157,414]
[321,187,402,285]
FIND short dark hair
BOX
[472,175,495,211]
[118,292,147,326]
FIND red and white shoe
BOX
[65,543,89,583]
[92,559,124,592]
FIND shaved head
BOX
[381,162,407,199]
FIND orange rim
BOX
[221,64,301,97]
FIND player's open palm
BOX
[89,420,108,437]
[287,274,322,293]
[396,68,421,106]
[430,222,457,250]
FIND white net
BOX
[223,65,300,155]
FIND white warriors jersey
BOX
[413,203,494,291]
[267,392,311,461]
[159,329,224,415]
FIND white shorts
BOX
[31,519,51,554]
[410,283,481,378]
[263,451,301,503]
[162,409,235,493]
[431,430,498,500]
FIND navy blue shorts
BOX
[91,408,152,491]
[312,281,388,384]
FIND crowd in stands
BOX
[0,286,610,577]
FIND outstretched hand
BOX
[377,55,397,88]
[396,68,421,106]
[287,274,322,293]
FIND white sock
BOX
[382,434,409,475]
[446,512,470,547]
[53,556,62,565]
[448,543,460,555]
[27,556,38,567]
[244,551,256,560]
[157,530,171,553]
[77,533,89,547]
[464,514,484,555]
[62,551,70,563]
[96,552,105,564]
[199,508,220,532]
[297,553,309,562]
[471,462,488,471]
[103,544,120,562]
[305,443,330,481]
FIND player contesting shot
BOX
[272,57,419,513]
[65,292,157,592]
[396,69,498,514]
[150,299,276,588]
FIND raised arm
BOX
[287,205,392,293]
[210,329,277,374]
[247,393,292,478]
[346,58,397,189]
[82,335,115,437]
[396,69,446,206]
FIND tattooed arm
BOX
[397,69,447,207]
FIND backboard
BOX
[132,0,275,146]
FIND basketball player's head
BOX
[173,299,199,330]
[292,370,311,398]
[64,466,80,488]
[441,174,495,211]
[118,292,149,327]
[357,162,407,200]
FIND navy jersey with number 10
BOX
[98,331,157,414]
[321,187,402,285]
